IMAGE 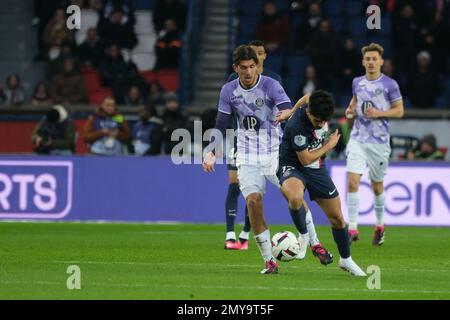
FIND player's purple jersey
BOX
[351,74,402,144]
[218,75,291,163]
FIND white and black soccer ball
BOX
[271,231,301,262]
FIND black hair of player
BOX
[248,40,266,52]
[308,90,335,121]
[232,45,258,66]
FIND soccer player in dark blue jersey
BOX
[277,90,366,276]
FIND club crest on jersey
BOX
[375,88,383,96]
[294,135,307,147]
[255,98,265,108]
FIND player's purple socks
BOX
[225,183,240,232]
[332,226,351,259]
[289,205,308,234]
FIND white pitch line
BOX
[49,260,450,273]
[1,280,450,295]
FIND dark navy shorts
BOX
[277,164,339,200]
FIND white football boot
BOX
[295,233,309,260]
[338,257,367,276]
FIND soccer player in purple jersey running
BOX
[344,43,404,246]
[203,45,301,274]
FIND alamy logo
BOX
[366,5,381,30]
[66,5,81,30]
[0,160,73,219]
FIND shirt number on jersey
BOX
[243,116,260,131]
[362,101,375,113]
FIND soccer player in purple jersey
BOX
[223,42,332,265]
[344,43,404,245]
[203,45,300,274]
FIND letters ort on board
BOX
[0,160,73,219]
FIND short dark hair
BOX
[248,40,266,51]
[308,90,335,121]
[232,45,258,66]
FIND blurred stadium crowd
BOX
[237,0,450,108]
[0,0,184,107]
[0,0,449,159]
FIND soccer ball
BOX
[271,231,301,262]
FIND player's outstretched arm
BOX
[345,95,357,119]
[365,99,404,119]
[276,94,310,123]
[296,129,340,166]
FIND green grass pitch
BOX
[1,222,450,300]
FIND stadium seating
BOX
[348,17,368,38]
[323,0,344,17]
[156,69,179,91]
[345,0,364,17]
[134,34,157,53]
[284,75,303,100]
[131,52,156,71]
[239,17,258,37]
[82,70,102,93]
[134,0,157,10]
[88,88,114,105]
[238,0,265,17]
[264,52,284,74]
[135,10,155,35]
[139,70,157,83]
[286,53,310,76]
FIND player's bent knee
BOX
[246,193,262,210]
[287,193,304,209]
[330,216,346,229]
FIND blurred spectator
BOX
[147,81,165,105]
[31,105,76,155]
[256,1,290,53]
[132,104,164,155]
[124,86,145,106]
[153,0,187,34]
[79,28,104,68]
[98,7,137,50]
[83,96,131,155]
[99,43,128,95]
[292,1,323,52]
[295,65,320,100]
[392,0,430,27]
[407,134,445,160]
[406,51,440,108]
[116,63,149,103]
[102,0,135,24]
[47,41,79,80]
[3,74,26,106]
[0,86,5,105]
[392,4,422,74]
[382,58,396,78]
[338,38,361,93]
[31,81,53,107]
[306,19,338,90]
[33,0,65,61]
[43,8,75,59]
[51,58,86,105]
[161,92,186,154]
[155,19,182,70]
